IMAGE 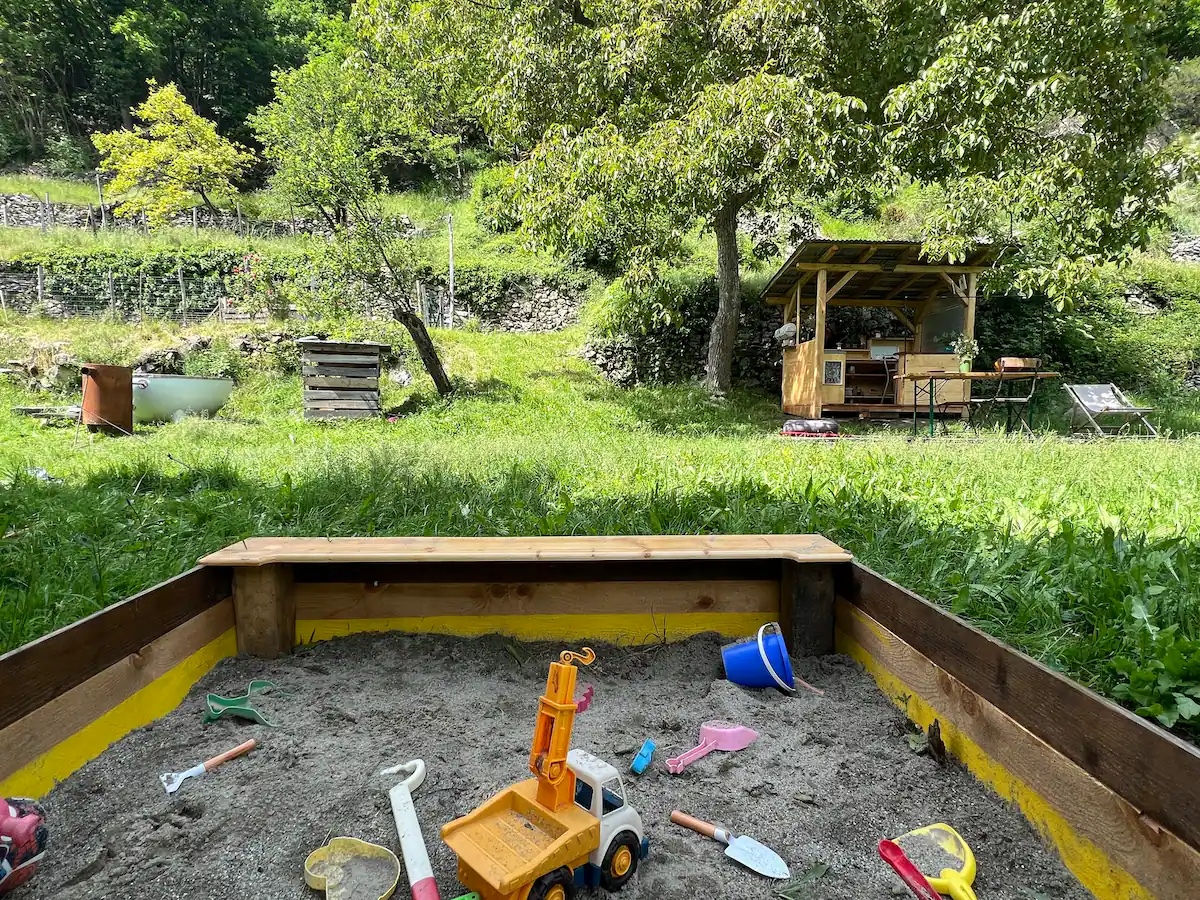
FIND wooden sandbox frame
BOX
[2,535,1199,900]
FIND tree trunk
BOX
[394,306,454,396]
[703,204,743,394]
[196,186,219,216]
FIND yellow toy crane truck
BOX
[441,648,648,900]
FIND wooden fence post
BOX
[236,202,243,235]
[0,288,7,317]
[36,265,45,308]
[192,207,198,236]
[96,174,106,227]
[178,263,188,325]
[40,194,48,233]
[108,271,117,319]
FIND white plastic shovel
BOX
[671,810,791,879]
[380,759,440,900]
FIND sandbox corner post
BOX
[232,564,295,659]
[779,559,838,658]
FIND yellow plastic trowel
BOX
[893,823,978,900]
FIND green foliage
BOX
[92,82,255,225]
[473,165,520,234]
[1166,58,1200,131]
[0,0,349,163]
[1113,629,1200,729]
[43,130,95,176]
[183,344,244,380]
[887,1,1188,305]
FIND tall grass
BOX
[2,321,1199,733]
[0,174,100,206]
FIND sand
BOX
[17,632,1091,900]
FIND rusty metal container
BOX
[80,364,133,435]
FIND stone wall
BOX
[416,273,588,333]
[0,193,327,237]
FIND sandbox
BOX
[3,536,1199,900]
[18,632,1089,900]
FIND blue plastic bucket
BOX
[722,623,795,692]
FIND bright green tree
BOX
[92,81,254,225]
[363,0,1188,393]
[251,54,454,394]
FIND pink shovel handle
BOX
[666,739,716,774]
[878,840,942,900]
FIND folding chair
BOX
[1065,384,1158,437]
[969,357,1042,434]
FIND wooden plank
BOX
[791,263,992,274]
[837,600,1200,900]
[779,560,834,657]
[824,270,857,302]
[200,535,854,567]
[298,353,380,365]
[304,408,381,419]
[304,389,380,401]
[297,340,390,353]
[0,600,234,785]
[306,400,382,411]
[294,579,778,619]
[233,565,294,659]
[304,376,380,390]
[289,559,782,585]
[302,364,380,378]
[0,566,231,732]
[841,563,1200,851]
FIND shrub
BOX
[44,131,94,176]
[473,165,521,234]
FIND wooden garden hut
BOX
[762,239,999,418]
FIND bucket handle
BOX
[756,623,795,693]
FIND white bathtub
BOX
[133,374,235,423]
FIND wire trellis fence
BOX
[0,267,457,327]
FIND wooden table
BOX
[896,371,1061,436]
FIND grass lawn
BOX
[2,320,1200,736]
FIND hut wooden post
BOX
[233,565,294,659]
[965,272,978,341]
[810,269,828,418]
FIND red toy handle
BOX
[878,839,942,900]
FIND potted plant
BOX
[948,333,981,372]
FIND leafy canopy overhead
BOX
[366,0,1187,288]
[92,81,254,225]
[362,0,1189,390]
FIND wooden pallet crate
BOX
[298,339,389,419]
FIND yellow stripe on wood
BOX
[293,580,778,620]
[0,612,236,799]
[296,612,774,646]
[835,600,1200,900]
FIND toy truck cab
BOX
[567,749,648,890]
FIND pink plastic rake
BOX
[666,721,759,774]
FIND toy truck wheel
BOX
[529,866,576,900]
[600,831,640,890]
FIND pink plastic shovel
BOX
[666,721,759,774]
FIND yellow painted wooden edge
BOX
[835,626,1150,900]
[297,612,774,646]
[0,628,237,799]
